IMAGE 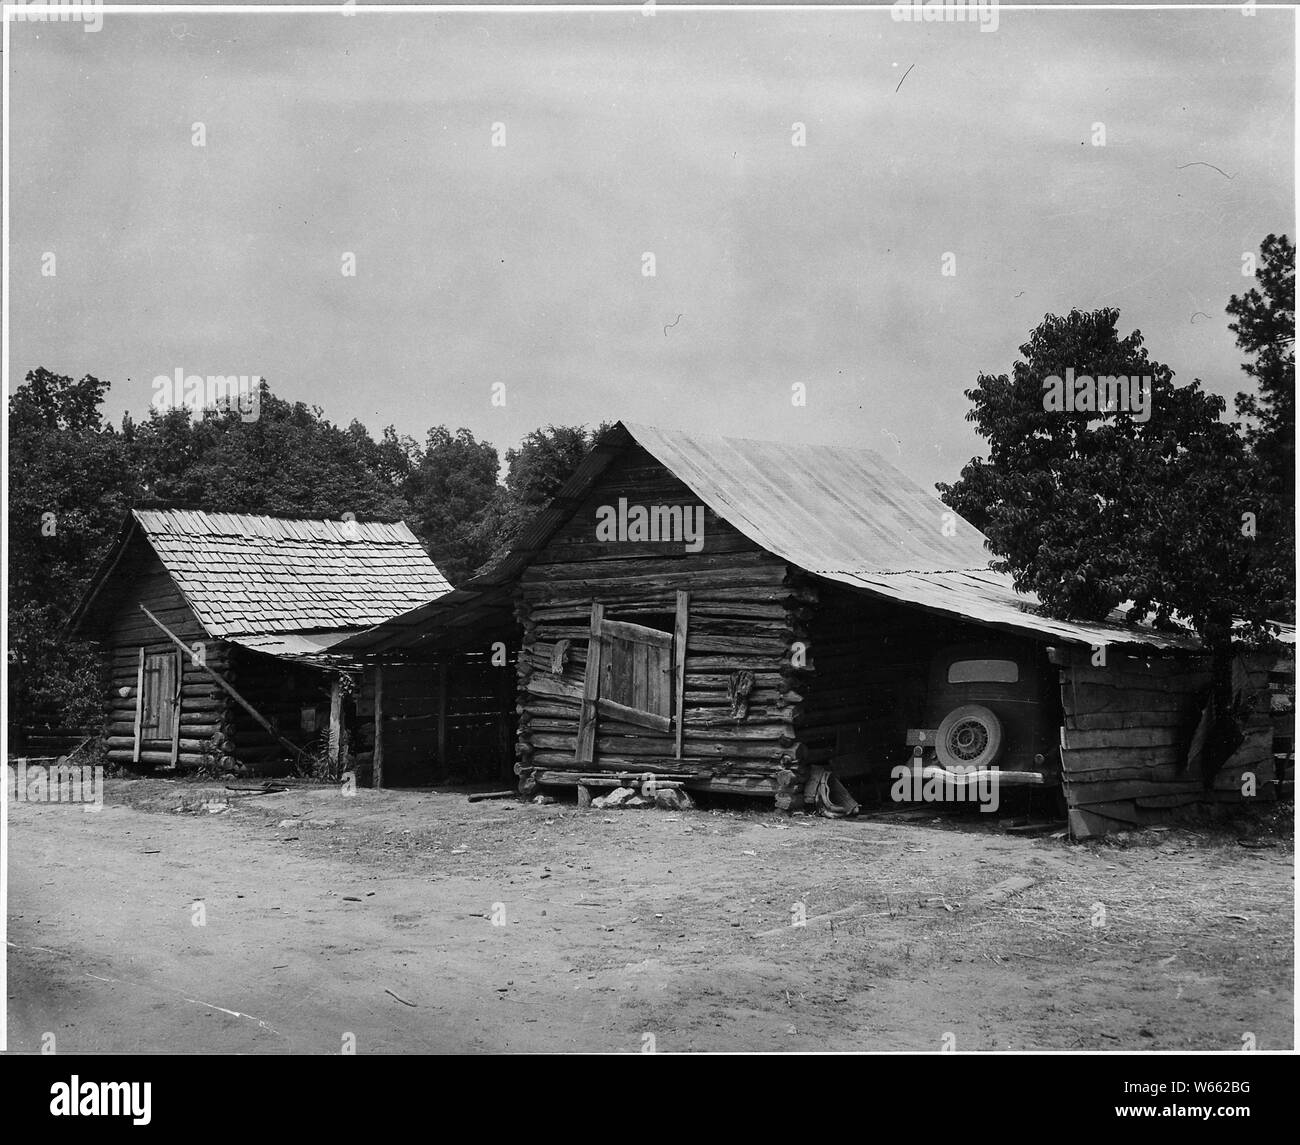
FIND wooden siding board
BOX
[1054,646,1279,835]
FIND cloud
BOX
[8,8,1293,489]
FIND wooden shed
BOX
[68,509,451,776]
[338,422,1294,832]
[341,600,520,789]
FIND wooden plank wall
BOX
[444,649,517,783]
[357,664,439,786]
[515,445,801,803]
[356,653,515,787]
[95,542,233,769]
[1049,646,1277,836]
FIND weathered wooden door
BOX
[140,650,180,744]
[575,595,688,763]
[598,619,674,732]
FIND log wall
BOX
[83,536,356,775]
[86,538,234,769]
[790,577,948,781]
[17,708,94,758]
[516,446,801,804]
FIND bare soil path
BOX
[6,779,1292,1052]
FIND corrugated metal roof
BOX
[620,423,1200,650]
[623,422,992,575]
[338,422,1218,654]
[129,509,452,638]
[836,569,1200,651]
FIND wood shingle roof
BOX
[102,509,451,639]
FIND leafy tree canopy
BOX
[402,425,504,587]
[1228,233,1295,621]
[126,380,409,519]
[937,307,1274,647]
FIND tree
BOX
[8,369,139,731]
[938,309,1276,776]
[349,422,422,495]
[8,374,425,739]
[127,380,410,519]
[505,425,596,513]
[1228,234,1295,620]
[402,426,503,586]
[490,423,610,545]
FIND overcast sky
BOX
[7,7,1294,490]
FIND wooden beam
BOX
[575,602,604,763]
[674,590,688,760]
[170,646,183,766]
[602,618,672,647]
[596,697,672,734]
[137,605,309,762]
[132,646,145,764]
[373,665,384,789]
[328,678,343,770]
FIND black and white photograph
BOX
[2,0,1295,1090]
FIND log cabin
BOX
[339,421,1294,835]
[67,509,451,776]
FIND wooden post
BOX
[328,678,343,771]
[373,665,384,789]
[497,656,513,779]
[132,646,145,764]
[674,590,688,760]
[170,646,183,766]
[437,660,449,773]
[575,603,605,763]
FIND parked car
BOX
[905,641,1062,784]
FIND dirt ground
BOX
[6,776,1294,1053]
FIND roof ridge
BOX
[132,506,411,525]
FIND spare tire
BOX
[934,704,1004,771]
